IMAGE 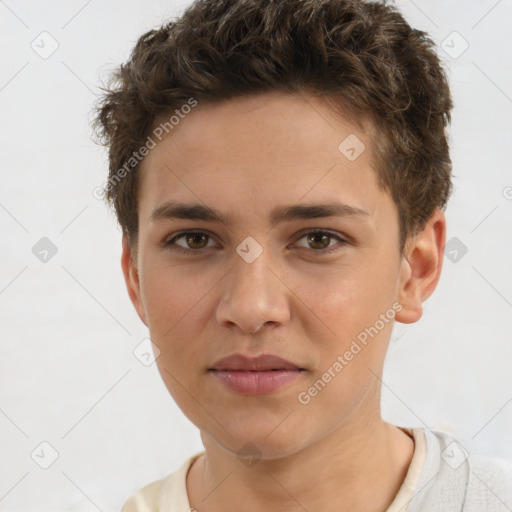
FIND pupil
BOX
[188,233,207,248]
[308,233,329,249]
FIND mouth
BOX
[209,353,305,372]
[208,353,306,395]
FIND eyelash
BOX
[163,229,348,256]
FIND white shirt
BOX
[121,427,512,511]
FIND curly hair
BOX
[93,0,453,255]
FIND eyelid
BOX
[162,229,218,250]
[293,229,349,253]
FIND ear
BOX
[121,234,148,326]
[395,208,446,324]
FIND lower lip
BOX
[210,370,303,395]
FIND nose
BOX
[215,246,291,334]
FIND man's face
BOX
[124,92,413,458]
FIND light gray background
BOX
[1,1,511,511]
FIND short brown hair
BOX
[93,0,453,255]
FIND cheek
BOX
[139,262,218,368]
[293,259,399,369]
[294,259,395,327]
[140,260,208,326]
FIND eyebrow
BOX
[149,201,369,227]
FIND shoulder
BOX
[120,453,203,512]
[121,478,162,512]
[417,428,512,511]
[466,451,512,510]
[430,427,512,479]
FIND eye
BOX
[163,229,348,255]
[163,230,217,253]
[294,229,348,254]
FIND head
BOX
[93,0,452,459]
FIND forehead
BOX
[147,92,374,162]
[137,92,390,226]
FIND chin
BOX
[222,435,306,463]
[203,414,313,461]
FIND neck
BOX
[187,416,414,512]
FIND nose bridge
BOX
[215,239,290,332]
[232,244,273,295]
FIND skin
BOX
[121,92,446,512]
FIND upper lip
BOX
[209,353,303,371]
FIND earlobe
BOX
[121,235,148,326]
[395,209,446,324]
